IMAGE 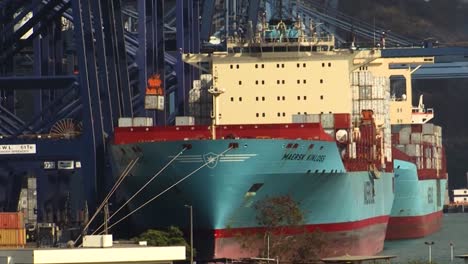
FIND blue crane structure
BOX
[0,0,467,236]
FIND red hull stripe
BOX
[386,211,443,239]
[214,215,389,238]
[114,123,334,144]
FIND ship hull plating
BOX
[110,139,394,258]
[386,159,446,240]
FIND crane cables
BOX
[90,146,189,236]
[92,146,234,236]
[73,155,140,246]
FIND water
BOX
[382,214,468,263]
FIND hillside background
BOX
[338,0,468,190]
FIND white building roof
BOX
[0,246,185,264]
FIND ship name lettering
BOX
[281,153,326,162]
[281,153,306,160]
[306,154,326,162]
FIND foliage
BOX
[132,226,195,258]
[235,195,328,263]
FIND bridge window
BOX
[390,75,407,101]
[320,79,323,84]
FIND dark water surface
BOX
[381,214,468,263]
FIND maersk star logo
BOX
[203,152,219,168]
[169,153,257,169]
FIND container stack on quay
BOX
[188,74,213,125]
[0,212,26,248]
[392,123,444,172]
[351,70,392,162]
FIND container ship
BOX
[109,24,434,259]
[385,94,447,239]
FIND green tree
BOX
[235,195,327,263]
[132,226,195,258]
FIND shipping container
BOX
[175,116,195,126]
[334,113,351,129]
[422,123,435,135]
[405,144,421,157]
[434,125,442,135]
[0,229,26,246]
[411,124,422,133]
[188,88,201,103]
[320,114,335,129]
[0,213,24,229]
[411,133,422,144]
[133,117,153,127]
[423,135,435,144]
[399,131,410,145]
[192,80,202,90]
[117,117,132,128]
[292,114,320,124]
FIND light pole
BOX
[425,241,435,263]
[450,242,454,262]
[185,205,193,264]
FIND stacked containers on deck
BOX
[188,74,213,125]
[391,124,443,172]
[0,212,26,248]
[350,71,392,163]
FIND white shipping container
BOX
[454,197,468,203]
[200,74,213,85]
[118,117,132,127]
[399,132,410,145]
[454,189,468,196]
[193,80,202,90]
[133,117,153,127]
[189,88,201,103]
[426,158,432,169]
[320,113,335,129]
[352,142,357,159]
[422,123,435,135]
[175,116,195,126]
[144,95,158,110]
[411,133,422,144]
[352,86,359,99]
[405,144,421,157]
[423,135,435,144]
[434,125,442,135]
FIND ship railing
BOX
[226,34,335,51]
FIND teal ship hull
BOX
[386,159,446,239]
[110,138,394,258]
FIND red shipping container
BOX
[334,113,351,129]
[0,212,24,229]
[411,124,422,133]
